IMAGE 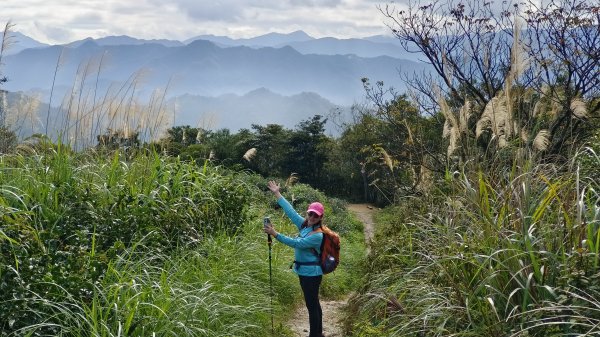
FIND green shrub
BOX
[0,151,253,334]
[1,151,366,336]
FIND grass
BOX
[0,148,366,336]
[0,149,252,335]
[0,35,366,332]
[344,149,600,336]
[31,234,295,337]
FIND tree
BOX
[204,128,243,164]
[0,125,16,154]
[179,143,210,162]
[381,0,599,159]
[247,124,289,176]
[335,108,384,202]
[518,0,600,152]
[96,128,140,150]
[154,125,204,157]
[382,1,512,113]
[283,115,331,187]
[338,86,443,203]
[166,125,205,146]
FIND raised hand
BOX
[267,180,282,199]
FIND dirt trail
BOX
[346,204,376,254]
[286,204,377,337]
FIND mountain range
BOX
[1,30,428,136]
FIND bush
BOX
[0,151,253,334]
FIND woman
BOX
[263,180,325,337]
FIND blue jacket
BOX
[275,196,323,276]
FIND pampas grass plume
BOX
[459,101,471,134]
[285,173,299,187]
[570,98,588,119]
[242,147,257,162]
[381,147,394,172]
[533,130,550,151]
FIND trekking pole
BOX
[268,233,274,335]
[264,217,274,335]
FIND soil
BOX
[286,204,377,337]
[347,204,376,254]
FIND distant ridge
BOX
[363,34,398,44]
[5,30,412,59]
[169,88,344,133]
[64,35,184,48]
[3,36,426,105]
[184,30,313,47]
[1,30,428,136]
[181,31,416,59]
[2,31,49,55]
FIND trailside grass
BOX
[345,152,600,336]
[0,148,365,336]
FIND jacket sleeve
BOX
[277,196,305,229]
[276,231,323,250]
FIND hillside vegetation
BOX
[345,149,600,336]
[1,0,599,336]
[342,0,600,335]
[0,148,365,336]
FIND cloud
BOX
[289,0,342,7]
[3,0,396,43]
[68,12,105,28]
[148,0,247,22]
[33,21,74,43]
[148,0,344,23]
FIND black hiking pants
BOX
[299,275,323,337]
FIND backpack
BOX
[311,225,340,274]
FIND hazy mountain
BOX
[185,30,313,47]
[66,35,184,48]
[185,30,417,60]
[169,88,345,133]
[1,31,429,138]
[285,37,417,60]
[2,31,49,55]
[2,40,176,100]
[2,38,427,105]
[363,34,399,44]
[183,34,238,47]
[1,87,344,139]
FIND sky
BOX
[1,0,406,44]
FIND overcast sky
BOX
[2,0,406,44]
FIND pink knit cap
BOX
[307,202,324,216]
